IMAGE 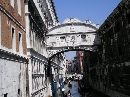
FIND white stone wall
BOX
[25,0,53,96]
[27,51,49,97]
[47,33,97,47]
[48,24,97,35]
[0,59,27,97]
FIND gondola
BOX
[68,83,72,87]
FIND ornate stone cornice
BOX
[32,87,46,96]
[48,0,59,22]
[47,31,96,36]
[27,48,48,63]
[0,4,26,32]
[30,55,48,66]
[48,22,98,32]
[0,49,28,63]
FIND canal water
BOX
[64,81,81,97]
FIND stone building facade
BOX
[83,0,130,97]
[0,0,28,97]
[24,0,62,97]
[51,53,67,97]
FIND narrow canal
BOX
[64,81,81,97]
[57,74,110,97]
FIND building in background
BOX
[0,0,28,97]
[73,56,78,73]
[76,51,84,74]
[66,60,72,75]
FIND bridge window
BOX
[60,36,65,40]
[60,36,66,43]
[81,35,86,39]
[71,36,75,41]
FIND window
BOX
[11,26,16,52]
[115,21,120,32]
[100,75,102,82]
[81,35,86,39]
[126,11,130,24]
[108,29,112,39]
[19,32,23,54]
[26,87,28,92]
[111,76,114,85]
[119,77,124,86]
[17,0,21,15]
[118,45,122,56]
[60,36,65,43]
[10,0,14,7]
[110,48,113,58]
[18,89,20,94]
[81,35,86,41]
[4,93,7,97]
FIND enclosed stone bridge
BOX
[46,18,101,59]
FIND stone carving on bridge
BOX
[46,18,101,58]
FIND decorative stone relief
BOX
[46,18,100,58]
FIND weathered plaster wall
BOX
[0,59,27,97]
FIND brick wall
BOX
[0,0,25,27]
[0,0,26,54]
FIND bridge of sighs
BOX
[46,18,101,59]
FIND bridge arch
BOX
[47,48,95,77]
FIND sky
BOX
[53,0,121,60]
